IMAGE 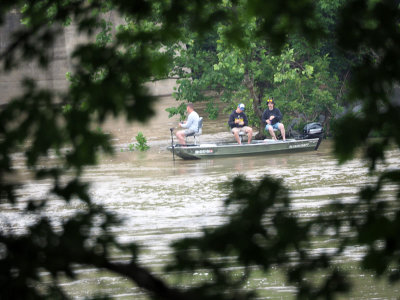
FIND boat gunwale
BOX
[170,138,320,150]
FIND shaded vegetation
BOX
[0,0,400,299]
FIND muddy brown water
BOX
[2,96,400,299]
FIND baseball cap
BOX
[238,103,245,111]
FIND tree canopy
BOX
[1,0,400,299]
[168,0,356,137]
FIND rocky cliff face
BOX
[0,11,175,106]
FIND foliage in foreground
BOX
[0,0,400,299]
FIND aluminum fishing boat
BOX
[168,137,322,160]
[168,122,324,160]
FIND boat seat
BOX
[237,130,255,142]
[185,117,203,145]
[238,131,247,143]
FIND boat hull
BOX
[167,138,322,160]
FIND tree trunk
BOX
[243,73,266,139]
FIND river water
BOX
[3,96,400,299]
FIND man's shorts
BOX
[231,126,251,133]
[265,123,281,131]
[184,129,196,136]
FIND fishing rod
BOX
[169,128,175,161]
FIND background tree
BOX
[168,0,353,137]
[0,0,400,299]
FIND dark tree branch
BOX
[100,259,189,300]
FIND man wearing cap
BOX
[262,98,286,141]
[176,102,200,145]
[228,103,253,144]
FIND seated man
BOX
[262,98,286,141]
[176,102,199,145]
[228,103,253,144]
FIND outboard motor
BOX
[303,122,323,139]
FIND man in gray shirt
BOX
[176,102,200,145]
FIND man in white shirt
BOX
[176,102,200,145]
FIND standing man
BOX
[228,103,253,144]
[262,98,286,141]
[176,102,200,145]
